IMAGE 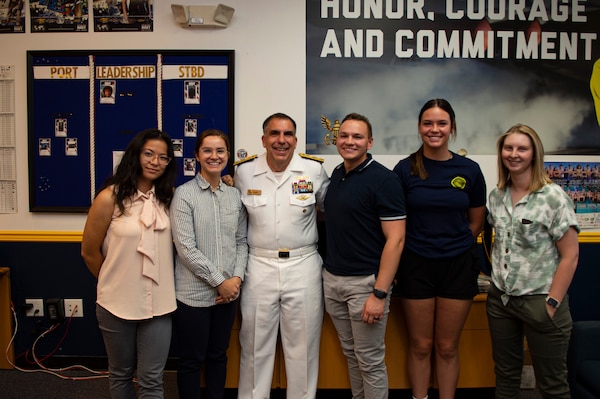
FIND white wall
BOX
[1,1,597,232]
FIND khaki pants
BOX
[323,269,390,399]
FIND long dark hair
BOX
[410,99,457,180]
[101,128,177,214]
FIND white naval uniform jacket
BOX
[234,152,329,251]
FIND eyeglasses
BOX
[142,150,171,166]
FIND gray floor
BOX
[0,369,544,399]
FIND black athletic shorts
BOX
[395,244,480,300]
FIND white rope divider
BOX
[157,54,163,130]
[89,55,96,202]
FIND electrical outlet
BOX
[63,299,83,317]
[46,298,65,321]
[25,299,44,317]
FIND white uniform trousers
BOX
[238,250,324,399]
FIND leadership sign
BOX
[306,0,600,155]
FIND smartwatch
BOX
[372,288,387,299]
[546,296,560,309]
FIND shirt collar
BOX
[254,152,302,175]
[505,183,549,206]
[133,185,156,201]
[195,173,223,192]
[335,153,374,175]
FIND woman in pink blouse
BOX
[82,128,178,398]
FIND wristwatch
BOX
[372,288,387,299]
[546,296,561,309]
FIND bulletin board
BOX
[27,50,234,212]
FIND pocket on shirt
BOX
[242,195,268,227]
[515,219,546,249]
[220,206,240,235]
[289,194,316,224]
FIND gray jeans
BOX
[486,284,572,399]
[323,269,390,399]
[96,304,172,399]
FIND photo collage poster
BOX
[30,0,89,32]
[0,0,24,33]
[547,161,600,228]
[26,1,153,33]
[92,0,153,32]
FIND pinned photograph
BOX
[184,80,200,104]
[100,80,116,104]
[112,150,124,174]
[184,118,197,137]
[39,138,51,156]
[55,118,67,137]
[172,138,183,157]
[66,137,78,156]
[183,157,196,176]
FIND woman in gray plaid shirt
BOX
[170,129,248,399]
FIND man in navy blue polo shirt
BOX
[323,112,406,399]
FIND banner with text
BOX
[307,0,600,155]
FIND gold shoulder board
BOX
[233,154,257,166]
[299,153,325,163]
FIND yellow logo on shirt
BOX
[451,176,466,189]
